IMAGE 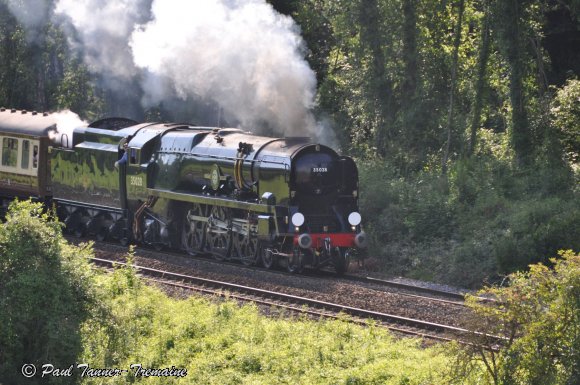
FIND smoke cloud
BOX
[49,110,88,148]
[54,0,153,82]
[5,0,52,40]
[130,0,317,138]
[7,0,337,144]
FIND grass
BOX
[79,265,467,385]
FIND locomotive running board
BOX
[147,188,277,214]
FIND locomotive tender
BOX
[0,107,366,273]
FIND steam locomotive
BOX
[0,108,366,273]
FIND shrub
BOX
[80,263,465,385]
[551,78,580,164]
[359,152,579,288]
[359,161,454,246]
[0,200,95,384]
[459,250,580,385]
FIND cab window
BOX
[129,148,139,164]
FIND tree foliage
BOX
[458,250,580,385]
[551,78,580,164]
[0,0,102,119]
[292,0,578,169]
[0,201,95,384]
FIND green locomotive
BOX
[0,108,366,273]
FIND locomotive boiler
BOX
[0,108,366,273]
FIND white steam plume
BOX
[8,0,337,144]
[130,0,318,138]
[5,0,51,40]
[49,110,88,148]
[54,0,152,81]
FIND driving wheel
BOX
[181,204,207,255]
[207,205,232,261]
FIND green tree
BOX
[0,201,95,384]
[0,3,35,109]
[359,0,396,157]
[0,0,101,118]
[468,0,492,156]
[551,78,580,164]
[442,0,466,174]
[400,0,427,169]
[494,0,533,166]
[457,250,580,385]
[56,59,104,121]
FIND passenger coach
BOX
[0,108,56,213]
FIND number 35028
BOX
[129,176,143,186]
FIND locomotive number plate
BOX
[312,167,328,173]
[129,175,143,187]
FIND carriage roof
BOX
[0,108,58,137]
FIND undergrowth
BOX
[81,265,465,385]
[359,132,580,288]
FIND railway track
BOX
[343,274,467,300]
[70,236,485,308]
[339,274,495,305]
[89,255,503,347]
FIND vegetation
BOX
[0,201,95,384]
[1,202,578,385]
[82,264,458,385]
[1,1,579,286]
[0,201,464,384]
[358,150,579,287]
[551,78,580,164]
[458,250,580,385]
[0,1,103,120]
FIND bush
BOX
[359,161,454,245]
[551,78,580,164]
[80,263,466,385]
[459,250,580,385]
[0,200,95,384]
[358,152,579,288]
[452,157,579,273]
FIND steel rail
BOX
[340,274,495,304]
[89,256,503,346]
[143,277,457,343]
[77,237,483,307]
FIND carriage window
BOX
[2,138,18,167]
[21,140,30,169]
[33,145,38,168]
